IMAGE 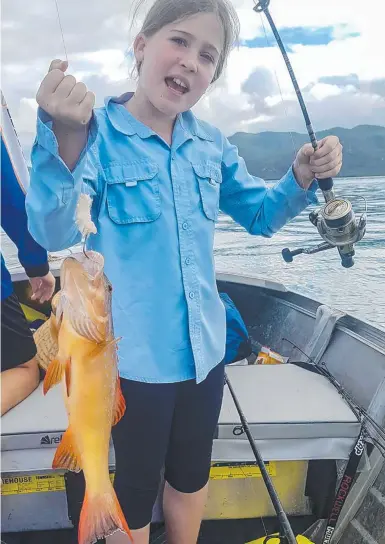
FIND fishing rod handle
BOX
[317,176,334,192]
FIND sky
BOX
[1,0,385,162]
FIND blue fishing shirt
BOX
[26,92,318,383]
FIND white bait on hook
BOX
[76,193,97,239]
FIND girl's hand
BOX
[293,135,343,189]
[36,59,95,131]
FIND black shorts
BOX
[1,292,37,371]
[67,361,225,535]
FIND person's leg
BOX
[106,378,177,544]
[163,362,225,544]
[1,357,40,415]
[1,293,40,416]
[162,481,209,544]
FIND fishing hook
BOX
[82,234,90,260]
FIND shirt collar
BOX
[178,110,214,142]
[105,93,154,139]
[105,93,213,142]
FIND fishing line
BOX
[253,0,320,155]
[52,0,94,261]
[53,0,68,64]
[256,10,307,190]
[261,515,269,539]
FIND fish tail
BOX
[78,485,132,544]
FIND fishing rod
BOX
[253,0,367,268]
[224,372,298,544]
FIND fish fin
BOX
[65,358,72,397]
[43,357,67,395]
[112,378,126,426]
[52,426,82,472]
[89,337,121,360]
[78,487,132,544]
[49,312,60,342]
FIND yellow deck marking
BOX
[209,462,276,479]
[1,474,65,495]
[1,462,277,495]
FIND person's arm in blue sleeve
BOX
[219,135,319,236]
[25,108,99,252]
[219,135,319,237]
[1,135,49,278]
[219,132,343,237]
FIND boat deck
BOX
[2,517,317,544]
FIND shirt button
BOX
[182,221,189,230]
[185,257,191,265]
[189,291,195,299]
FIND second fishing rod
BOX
[224,372,298,544]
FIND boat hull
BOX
[2,272,385,543]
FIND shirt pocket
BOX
[104,160,161,224]
[192,162,222,221]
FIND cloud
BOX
[318,75,385,98]
[319,74,360,87]
[1,0,137,64]
[195,61,385,137]
[1,0,384,163]
[370,80,385,98]
[239,85,385,136]
[241,67,274,98]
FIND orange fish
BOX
[43,251,132,544]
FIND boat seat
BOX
[216,364,361,462]
[1,363,361,473]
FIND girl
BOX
[26,0,342,543]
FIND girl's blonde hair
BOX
[131,0,240,82]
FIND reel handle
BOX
[282,247,304,263]
[282,242,335,263]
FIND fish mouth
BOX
[59,252,110,343]
[61,251,104,285]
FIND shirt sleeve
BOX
[219,134,319,237]
[25,108,100,252]
[1,134,49,278]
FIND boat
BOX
[1,260,385,544]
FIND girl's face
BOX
[134,12,224,118]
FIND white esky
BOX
[2,0,384,161]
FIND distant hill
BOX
[228,125,385,180]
